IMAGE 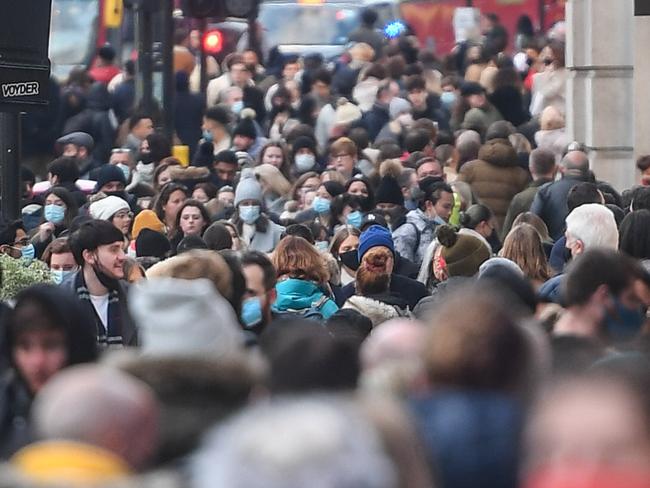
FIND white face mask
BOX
[295,153,316,172]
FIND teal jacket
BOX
[272,278,339,319]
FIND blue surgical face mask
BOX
[203,130,214,143]
[241,297,263,327]
[232,100,244,115]
[21,244,35,262]
[44,204,65,224]
[441,91,456,108]
[346,210,363,228]
[315,240,329,252]
[239,205,261,225]
[295,153,316,172]
[117,163,131,181]
[604,298,646,342]
[312,197,331,214]
[51,268,76,285]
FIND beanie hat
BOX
[234,168,263,206]
[437,225,491,277]
[375,175,404,206]
[132,210,165,240]
[291,136,317,159]
[93,164,126,193]
[335,98,363,126]
[177,235,208,254]
[89,195,130,221]
[358,224,395,261]
[389,97,412,120]
[129,277,243,357]
[136,228,171,258]
[323,181,345,198]
[233,117,257,140]
[460,81,485,97]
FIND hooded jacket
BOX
[272,278,339,320]
[343,294,408,327]
[393,208,441,266]
[457,139,530,230]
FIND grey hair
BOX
[192,395,397,488]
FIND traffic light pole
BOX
[199,18,208,97]
[0,112,22,221]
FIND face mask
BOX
[339,249,359,271]
[232,100,244,115]
[138,152,154,165]
[315,241,329,252]
[241,297,263,328]
[604,298,646,342]
[239,205,261,225]
[117,163,131,181]
[346,211,363,228]
[44,204,65,224]
[295,153,315,172]
[312,197,331,214]
[440,91,456,108]
[92,261,121,291]
[202,130,214,143]
[51,268,76,285]
[21,244,35,262]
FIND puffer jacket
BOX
[342,294,408,328]
[457,139,530,230]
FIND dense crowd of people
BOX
[1,10,650,488]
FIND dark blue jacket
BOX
[530,176,586,241]
[362,102,390,142]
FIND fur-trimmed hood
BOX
[477,139,518,168]
[343,295,404,327]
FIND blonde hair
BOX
[272,236,329,284]
[500,224,551,283]
[330,137,358,158]
[146,249,233,299]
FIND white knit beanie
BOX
[129,277,243,357]
[89,195,130,221]
[234,168,263,207]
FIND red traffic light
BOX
[203,30,223,54]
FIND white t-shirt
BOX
[90,293,109,330]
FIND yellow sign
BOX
[104,0,123,29]
[173,145,190,167]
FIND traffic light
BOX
[203,30,223,54]
[182,0,259,19]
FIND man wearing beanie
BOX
[336,225,427,310]
[291,136,318,174]
[233,169,284,253]
[92,164,127,194]
[232,109,267,160]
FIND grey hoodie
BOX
[392,209,441,266]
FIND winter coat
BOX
[337,274,427,311]
[501,178,553,238]
[530,176,586,241]
[343,293,409,327]
[457,139,530,230]
[393,209,442,266]
[410,390,523,488]
[272,278,339,319]
[0,372,33,459]
[362,102,390,142]
[412,93,451,131]
[489,86,530,127]
[232,214,284,253]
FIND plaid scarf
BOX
[73,271,124,348]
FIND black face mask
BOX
[92,261,121,291]
[339,249,360,271]
[138,152,154,165]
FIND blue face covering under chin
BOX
[21,244,35,262]
[241,297,263,327]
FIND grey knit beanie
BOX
[234,168,263,206]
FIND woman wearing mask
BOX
[295,181,345,233]
[31,187,78,259]
[129,132,173,189]
[289,171,322,211]
[154,182,189,236]
[0,284,98,457]
[271,236,339,320]
[329,226,361,287]
[331,194,365,232]
[171,199,211,252]
[41,238,78,285]
[230,169,284,253]
[459,204,500,254]
[345,175,375,213]
[290,136,319,176]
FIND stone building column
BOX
[566,0,635,191]
[634,3,650,168]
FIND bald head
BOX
[560,150,590,177]
[33,365,159,469]
[361,319,425,370]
